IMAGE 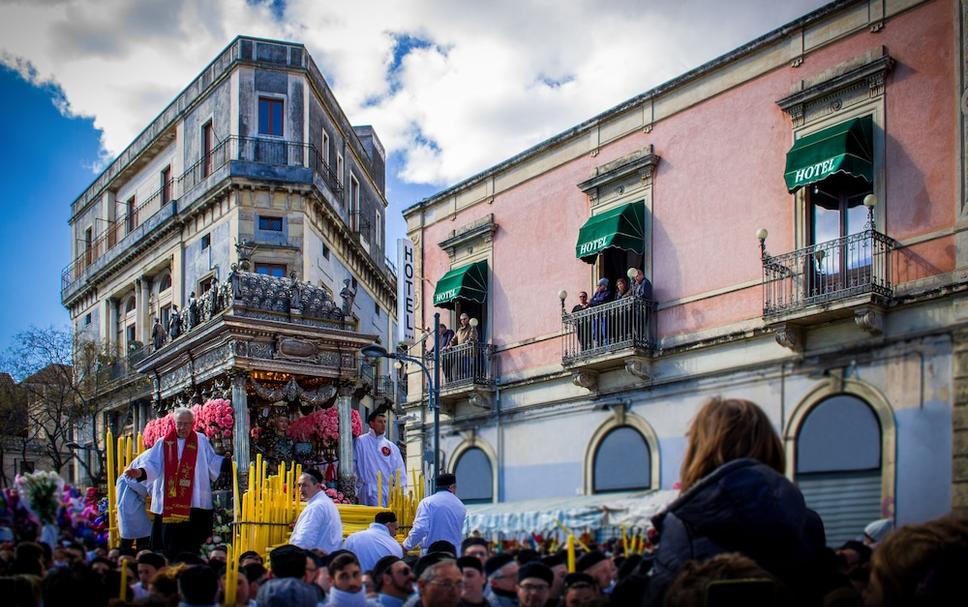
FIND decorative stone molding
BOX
[578,146,659,207]
[854,306,885,335]
[571,369,599,391]
[438,214,497,260]
[773,324,804,352]
[777,49,893,127]
[624,357,651,381]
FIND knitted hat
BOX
[576,550,607,572]
[541,551,567,568]
[564,572,597,589]
[456,556,484,574]
[597,278,609,286]
[484,553,515,577]
[414,551,455,579]
[517,562,553,586]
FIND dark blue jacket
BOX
[646,458,829,605]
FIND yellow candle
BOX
[224,544,236,606]
[567,535,576,573]
[105,428,116,548]
[137,432,144,454]
[232,460,240,521]
[119,556,129,601]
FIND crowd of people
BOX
[1,397,966,606]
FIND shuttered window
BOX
[796,394,882,546]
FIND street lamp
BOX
[360,311,442,491]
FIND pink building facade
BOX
[402,0,968,543]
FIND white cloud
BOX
[0,0,827,186]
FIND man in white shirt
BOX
[289,468,343,553]
[343,511,403,571]
[124,407,229,557]
[403,473,466,555]
[354,411,408,506]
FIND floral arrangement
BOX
[15,470,63,524]
[325,487,352,504]
[143,414,175,448]
[194,399,234,440]
[287,408,363,448]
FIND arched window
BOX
[158,273,172,292]
[796,394,882,546]
[593,426,651,493]
[454,447,493,504]
[125,296,136,314]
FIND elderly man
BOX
[414,553,463,607]
[290,469,343,553]
[403,473,466,556]
[124,407,229,557]
[344,511,404,571]
[354,411,408,506]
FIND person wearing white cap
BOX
[863,518,894,547]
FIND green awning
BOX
[433,261,488,309]
[575,200,645,263]
[784,115,873,193]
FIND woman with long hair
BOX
[643,397,839,606]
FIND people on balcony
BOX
[446,313,480,383]
[627,269,653,301]
[571,291,591,351]
[589,278,612,348]
[431,323,455,381]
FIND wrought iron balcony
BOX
[761,228,896,319]
[561,297,655,366]
[374,374,408,403]
[433,341,496,396]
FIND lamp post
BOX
[361,310,441,490]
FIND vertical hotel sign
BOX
[397,238,415,344]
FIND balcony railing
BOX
[374,374,408,402]
[62,136,350,299]
[561,297,655,365]
[433,342,496,391]
[762,229,896,318]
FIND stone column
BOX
[337,385,357,502]
[953,329,968,517]
[103,297,116,347]
[230,371,250,482]
[137,277,151,344]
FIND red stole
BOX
[162,427,198,523]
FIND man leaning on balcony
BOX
[627,269,652,301]
[447,313,479,382]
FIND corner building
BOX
[402,0,968,544]
[62,37,401,491]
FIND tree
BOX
[0,372,29,487]
[1,326,149,486]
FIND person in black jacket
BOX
[642,397,843,607]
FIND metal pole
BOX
[432,312,441,488]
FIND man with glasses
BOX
[515,562,553,607]
[414,553,463,607]
[373,556,415,607]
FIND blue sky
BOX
[0,0,827,353]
